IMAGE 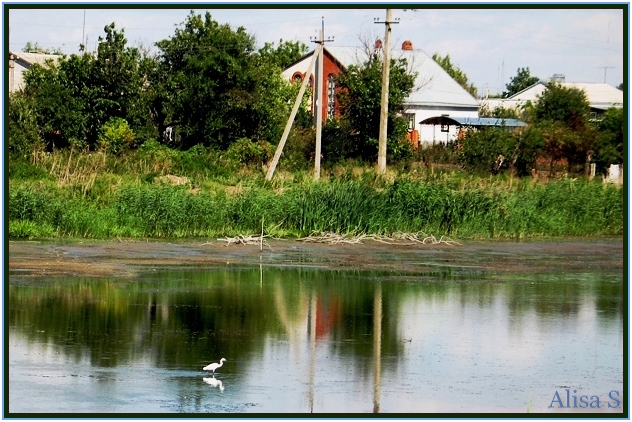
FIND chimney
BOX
[551,73,566,83]
[402,40,413,50]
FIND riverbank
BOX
[8,237,624,280]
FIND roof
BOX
[508,81,623,110]
[9,51,61,67]
[420,115,527,128]
[283,45,480,111]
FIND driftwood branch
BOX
[297,231,462,246]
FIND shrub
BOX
[97,117,135,155]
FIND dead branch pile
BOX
[216,234,269,247]
[298,231,462,246]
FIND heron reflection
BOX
[203,376,225,392]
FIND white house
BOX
[480,77,623,120]
[9,51,60,93]
[282,41,481,146]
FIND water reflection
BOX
[203,376,225,392]
[9,265,623,413]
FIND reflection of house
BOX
[481,77,623,120]
[8,51,61,93]
[282,41,480,146]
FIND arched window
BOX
[327,74,336,119]
[292,72,304,84]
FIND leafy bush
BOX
[8,92,44,159]
[225,138,273,168]
[97,117,135,155]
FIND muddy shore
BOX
[7,237,624,280]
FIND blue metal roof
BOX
[420,116,527,127]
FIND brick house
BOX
[282,41,481,145]
[282,47,346,122]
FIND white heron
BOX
[203,358,226,374]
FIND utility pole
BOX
[311,18,333,181]
[599,66,614,84]
[265,47,320,181]
[375,9,398,173]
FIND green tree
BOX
[257,39,308,70]
[533,83,594,174]
[333,52,416,161]
[22,23,153,150]
[22,41,63,55]
[534,82,590,130]
[593,107,623,172]
[153,11,293,150]
[432,53,477,97]
[503,67,539,98]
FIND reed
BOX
[9,157,623,240]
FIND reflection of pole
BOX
[309,291,317,412]
[373,283,382,413]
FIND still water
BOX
[8,240,624,414]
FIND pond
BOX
[7,239,624,415]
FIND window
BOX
[292,72,303,84]
[404,113,415,130]
[327,74,336,118]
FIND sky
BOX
[5,1,627,96]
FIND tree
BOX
[432,53,477,98]
[332,51,416,161]
[23,41,63,55]
[503,67,539,98]
[153,12,294,150]
[534,82,590,130]
[533,83,594,173]
[593,107,623,172]
[257,39,308,70]
[21,23,154,150]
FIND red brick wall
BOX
[320,51,343,121]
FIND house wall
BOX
[406,106,479,145]
[9,56,30,93]
[281,50,344,121]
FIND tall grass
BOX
[9,175,623,240]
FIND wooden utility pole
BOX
[375,9,398,173]
[266,20,333,182]
[265,47,320,181]
[311,18,334,180]
[314,19,325,180]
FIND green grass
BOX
[9,172,623,240]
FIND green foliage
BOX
[8,91,43,159]
[153,12,293,150]
[8,173,622,240]
[225,138,274,167]
[534,83,590,129]
[432,53,477,97]
[22,23,153,150]
[97,117,135,155]
[9,158,52,181]
[22,41,63,55]
[503,67,539,98]
[531,83,595,172]
[479,103,522,120]
[458,127,519,174]
[336,52,415,161]
[257,39,309,69]
[592,107,623,172]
